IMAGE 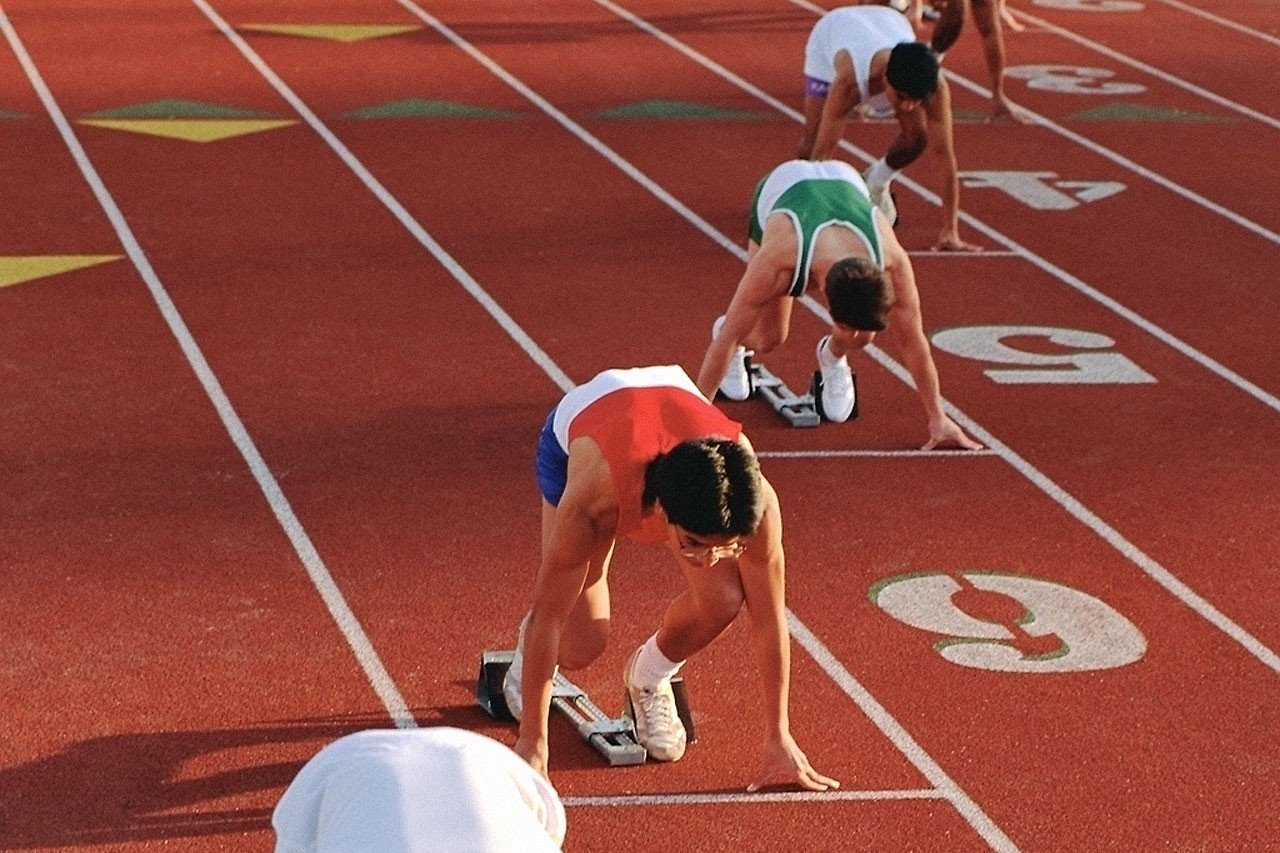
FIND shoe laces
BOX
[828,362,853,395]
[636,685,679,733]
[821,342,854,393]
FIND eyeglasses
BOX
[674,528,746,562]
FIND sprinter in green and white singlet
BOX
[697,159,981,451]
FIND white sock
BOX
[630,634,684,689]
[712,314,727,341]
[865,157,899,192]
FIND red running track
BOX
[1,0,1278,849]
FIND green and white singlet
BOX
[748,159,885,297]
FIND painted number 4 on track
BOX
[962,62,1144,209]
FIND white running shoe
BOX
[623,649,687,762]
[816,335,857,423]
[859,101,897,121]
[865,177,898,226]
[712,315,753,401]
[720,348,753,401]
[502,615,532,722]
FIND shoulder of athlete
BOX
[562,436,620,528]
[758,214,799,259]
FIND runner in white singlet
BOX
[272,728,566,853]
[797,3,981,253]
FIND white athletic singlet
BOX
[272,728,566,853]
[804,5,915,111]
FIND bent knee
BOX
[558,620,609,670]
[698,583,746,630]
[900,133,928,161]
[750,326,790,354]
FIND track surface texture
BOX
[1,0,1277,850]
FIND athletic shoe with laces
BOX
[712,316,753,401]
[622,648,687,762]
[816,335,857,423]
[865,176,898,227]
[720,348,753,401]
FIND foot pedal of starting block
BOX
[476,650,517,721]
[749,363,820,428]
[476,650,647,766]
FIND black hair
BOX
[825,257,890,331]
[642,438,764,537]
[886,42,940,101]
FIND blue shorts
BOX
[805,75,831,98]
[534,407,569,506]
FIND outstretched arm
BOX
[735,471,840,793]
[809,52,861,160]
[924,77,981,252]
[514,444,618,777]
[879,216,983,449]
[696,237,796,400]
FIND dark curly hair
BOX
[886,42,940,101]
[825,257,890,331]
[642,438,764,536]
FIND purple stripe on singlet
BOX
[805,75,831,98]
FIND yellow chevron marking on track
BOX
[238,23,421,42]
[0,255,123,289]
[77,119,296,142]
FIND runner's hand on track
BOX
[923,416,985,451]
[932,230,983,253]
[746,732,840,793]
[515,734,551,781]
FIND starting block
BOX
[476,650,696,767]
[748,360,820,428]
[747,359,858,427]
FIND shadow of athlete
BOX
[0,713,403,849]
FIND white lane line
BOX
[591,0,1280,417]
[0,8,417,729]
[943,68,1280,244]
[385,0,1280,687]
[187,0,576,396]
[1098,0,1280,52]
[911,249,1018,257]
[788,615,1019,852]
[564,788,948,807]
[1014,9,1280,128]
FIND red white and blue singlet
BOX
[535,366,743,544]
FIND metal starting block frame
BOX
[476,650,695,767]
[749,361,821,428]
